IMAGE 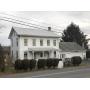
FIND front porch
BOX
[27,47,59,60]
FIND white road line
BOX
[31,68,90,78]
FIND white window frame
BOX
[32,39,36,46]
[53,40,56,46]
[47,40,50,46]
[40,39,43,46]
[24,39,28,46]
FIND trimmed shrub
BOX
[46,59,53,69]
[22,59,29,71]
[71,56,82,66]
[29,59,36,70]
[46,58,59,69]
[64,58,72,67]
[52,59,59,68]
[15,59,22,70]
[37,59,46,69]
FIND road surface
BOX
[1,66,90,78]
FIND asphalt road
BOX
[1,66,90,78]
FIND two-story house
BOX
[9,27,60,63]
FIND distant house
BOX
[8,27,60,63]
[59,42,86,60]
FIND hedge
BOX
[37,59,46,69]
[22,59,29,70]
[52,59,59,68]
[46,58,59,69]
[15,59,22,70]
[29,59,36,70]
[15,58,60,71]
[71,56,82,66]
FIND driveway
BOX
[1,66,90,78]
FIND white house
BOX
[59,42,86,61]
[9,27,60,63]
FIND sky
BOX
[0,11,90,46]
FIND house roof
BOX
[59,42,85,52]
[9,27,60,38]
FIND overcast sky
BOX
[0,11,90,46]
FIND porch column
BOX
[32,51,34,59]
[43,51,44,58]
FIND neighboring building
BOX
[9,27,60,63]
[59,42,86,61]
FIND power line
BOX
[0,17,62,34]
[0,12,64,30]
[0,15,63,33]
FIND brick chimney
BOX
[48,27,51,31]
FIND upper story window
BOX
[40,39,43,46]
[24,39,28,46]
[32,39,36,46]
[53,40,56,46]
[47,40,50,46]
[16,38,18,46]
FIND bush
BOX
[15,59,22,70]
[52,59,59,68]
[71,56,82,66]
[22,59,29,71]
[37,59,46,69]
[0,45,5,72]
[46,59,53,69]
[29,59,36,70]
[0,59,5,72]
[64,58,72,67]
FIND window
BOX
[54,51,56,57]
[60,54,65,59]
[16,38,18,46]
[40,52,43,57]
[47,40,50,46]
[40,39,43,46]
[24,52,27,59]
[62,54,65,58]
[32,39,36,46]
[16,51,18,59]
[24,39,28,46]
[53,40,56,46]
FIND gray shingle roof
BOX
[11,27,60,38]
[59,42,85,51]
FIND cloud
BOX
[0,24,6,29]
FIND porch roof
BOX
[28,47,59,51]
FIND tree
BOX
[0,44,5,72]
[61,22,88,49]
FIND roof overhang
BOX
[28,47,59,51]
